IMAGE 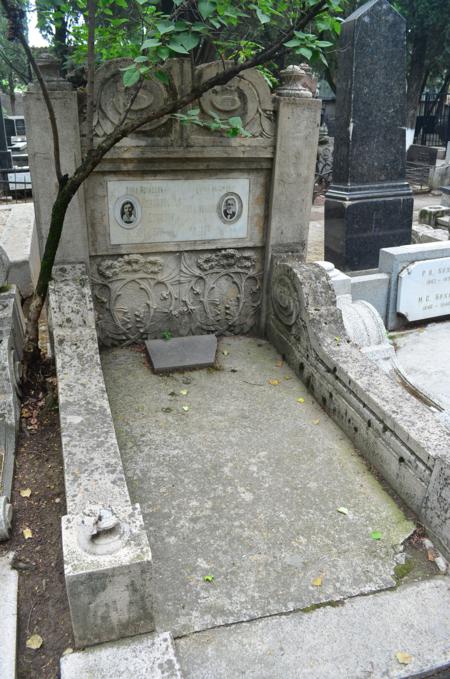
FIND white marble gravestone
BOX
[397,256,450,322]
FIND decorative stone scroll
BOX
[93,59,173,140]
[91,249,263,344]
[195,62,275,139]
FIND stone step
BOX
[175,579,450,679]
[0,555,18,679]
[60,632,183,679]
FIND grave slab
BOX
[145,334,217,373]
[102,337,414,638]
[176,579,450,679]
[61,631,182,679]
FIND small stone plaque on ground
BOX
[145,334,217,373]
[397,256,450,322]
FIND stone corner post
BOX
[24,54,90,264]
[261,65,322,332]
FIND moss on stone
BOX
[394,559,415,582]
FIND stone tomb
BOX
[25,58,322,346]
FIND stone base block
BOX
[62,503,154,648]
[419,206,450,227]
[325,192,413,271]
[145,334,217,373]
[421,457,450,558]
[61,632,182,679]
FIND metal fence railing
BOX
[414,94,450,148]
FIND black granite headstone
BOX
[324,0,413,271]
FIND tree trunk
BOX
[406,34,428,131]
[8,74,15,115]
[22,175,81,372]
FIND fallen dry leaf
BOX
[268,379,280,386]
[312,419,320,425]
[396,652,412,665]
[182,406,190,412]
[297,397,305,404]
[427,548,438,562]
[22,527,33,540]
[62,647,73,656]
[312,576,323,587]
[179,389,188,396]
[20,488,32,498]
[26,634,43,650]
[337,507,349,515]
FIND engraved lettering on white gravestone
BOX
[218,192,243,224]
[107,179,249,245]
[113,195,142,230]
[397,257,450,322]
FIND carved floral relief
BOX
[91,250,263,345]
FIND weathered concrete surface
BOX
[0,554,18,679]
[49,265,154,647]
[61,631,182,679]
[393,321,450,411]
[102,337,413,638]
[176,579,450,679]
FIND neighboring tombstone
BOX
[324,0,413,271]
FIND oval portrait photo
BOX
[218,192,243,225]
[114,195,141,229]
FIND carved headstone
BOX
[324,0,413,271]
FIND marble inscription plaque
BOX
[108,179,249,245]
[397,257,450,322]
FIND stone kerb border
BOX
[266,257,450,558]
[0,287,24,540]
[49,264,154,648]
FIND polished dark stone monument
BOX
[324,0,413,271]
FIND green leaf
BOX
[284,38,300,48]
[199,0,215,19]
[297,46,313,59]
[177,32,200,51]
[255,7,270,23]
[134,55,148,63]
[167,40,189,54]
[123,68,141,87]
[203,574,215,582]
[155,20,175,35]
[154,70,170,84]
[371,531,382,540]
[141,38,162,50]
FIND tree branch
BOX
[0,0,63,183]
[0,46,29,83]
[85,0,96,151]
